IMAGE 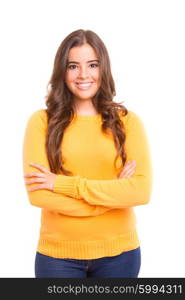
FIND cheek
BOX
[65,72,77,83]
[91,69,100,82]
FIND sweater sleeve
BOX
[22,109,112,217]
[53,111,153,208]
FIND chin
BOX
[74,91,97,99]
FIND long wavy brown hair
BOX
[45,29,128,176]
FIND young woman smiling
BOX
[23,29,153,278]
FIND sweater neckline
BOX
[74,113,102,121]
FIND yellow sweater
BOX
[22,109,153,259]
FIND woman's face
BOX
[65,43,101,104]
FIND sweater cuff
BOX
[53,174,80,198]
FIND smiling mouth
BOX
[76,82,94,90]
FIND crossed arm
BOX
[22,109,153,216]
[22,110,113,217]
[52,111,153,208]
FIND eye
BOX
[90,63,99,68]
[68,64,78,70]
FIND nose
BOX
[78,65,89,79]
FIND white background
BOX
[0,0,184,277]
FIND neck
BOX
[73,99,98,116]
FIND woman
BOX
[22,29,153,278]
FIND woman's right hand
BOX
[118,160,136,179]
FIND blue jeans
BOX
[35,247,141,278]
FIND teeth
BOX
[76,83,93,90]
[78,83,92,86]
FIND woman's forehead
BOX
[68,44,98,61]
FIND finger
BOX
[126,160,136,167]
[123,165,134,173]
[121,162,132,173]
[29,163,50,173]
[123,161,136,170]
[25,177,46,185]
[124,169,135,178]
[24,172,46,178]
[28,184,47,192]
[120,163,136,177]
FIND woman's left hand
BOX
[24,163,56,192]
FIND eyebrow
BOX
[67,60,99,64]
